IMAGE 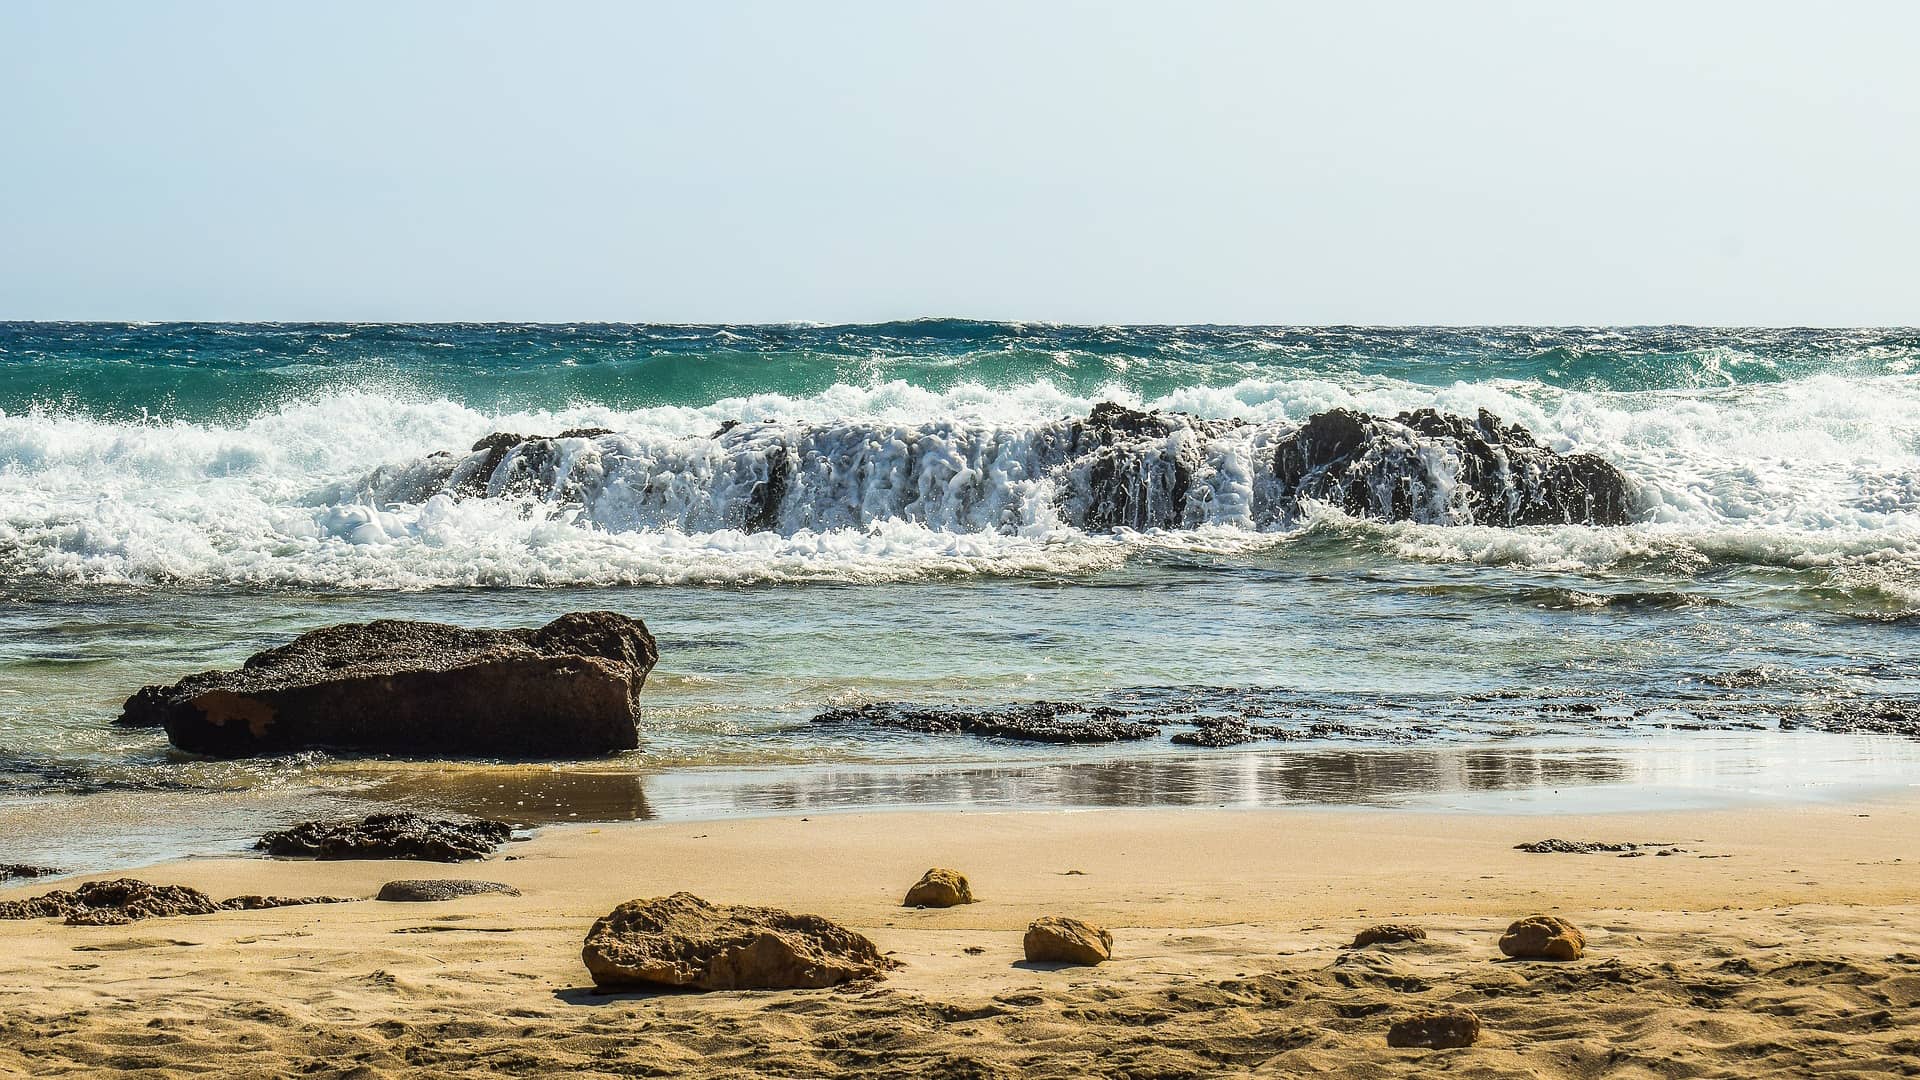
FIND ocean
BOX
[4,322,1919,869]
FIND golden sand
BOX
[3,797,1917,1077]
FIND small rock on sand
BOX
[1351,923,1427,948]
[903,868,974,908]
[1023,916,1112,965]
[1387,1008,1482,1049]
[582,892,895,991]
[376,879,522,902]
[1499,914,1585,960]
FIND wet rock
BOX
[1273,407,1634,526]
[1023,916,1112,965]
[1387,1008,1482,1049]
[1170,718,1290,747]
[581,892,895,991]
[903,868,974,908]
[257,813,513,862]
[1351,924,1427,948]
[119,611,657,758]
[813,701,1160,744]
[1499,914,1586,961]
[0,864,61,881]
[1070,403,1221,531]
[1781,699,1920,738]
[376,879,522,902]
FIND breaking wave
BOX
[3,361,1920,595]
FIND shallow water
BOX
[2,323,1918,869]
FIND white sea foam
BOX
[3,373,1918,591]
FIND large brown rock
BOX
[1023,916,1112,965]
[1499,914,1586,960]
[581,892,895,991]
[903,868,974,908]
[118,611,657,758]
[1387,1009,1482,1049]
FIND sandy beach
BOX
[4,796,1917,1078]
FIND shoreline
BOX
[4,796,1918,1076]
[7,728,1919,878]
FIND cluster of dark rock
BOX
[0,878,355,926]
[400,403,1637,534]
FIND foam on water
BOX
[3,363,1919,597]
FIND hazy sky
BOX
[2,1,1915,324]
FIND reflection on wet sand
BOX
[350,744,1668,823]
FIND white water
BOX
[3,374,1919,594]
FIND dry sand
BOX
[3,796,1919,1078]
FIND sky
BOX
[1,1,1915,325]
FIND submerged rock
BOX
[1387,1008,1482,1049]
[1351,924,1428,948]
[258,813,513,862]
[581,892,896,991]
[1499,914,1586,961]
[376,879,522,902]
[1272,407,1634,526]
[903,868,974,908]
[0,879,354,926]
[813,701,1160,744]
[118,611,657,758]
[1023,916,1112,965]
[0,864,61,881]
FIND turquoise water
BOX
[2,323,1919,869]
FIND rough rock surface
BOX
[257,813,513,862]
[902,868,974,908]
[1351,924,1427,948]
[1023,916,1113,965]
[1499,914,1586,961]
[1387,1008,1482,1049]
[118,611,657,758]
[1272,407,1635,526]
[581,892,895,991]
[813,701,1160,744]
[376,879,522,902]
[1516,839,1670,855]
[0,879,354,925]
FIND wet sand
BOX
[3,797,1918,1077]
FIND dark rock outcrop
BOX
[1273,407,1634,526]
[258,813,513,862]
[0,864,61,881]
[1387,1008,1482,1049]
[1023,916,1113,965]
[376,879,522,902]
[813,701,1160,744]
[118,611,656,758]
[582,892,896,991]
[1516,839,1650,854]
[0,879,354,926]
